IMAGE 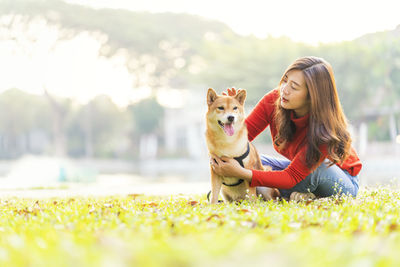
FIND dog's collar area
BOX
[222,142,250,187]
[222,179,244,187]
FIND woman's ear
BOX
[235,89,247,105]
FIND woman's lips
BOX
[282,97,289,103]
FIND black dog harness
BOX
[222,142,250,187]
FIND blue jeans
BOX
[260,155,359,198]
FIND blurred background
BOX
[0,0,400,195]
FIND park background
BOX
[1,0,400,196]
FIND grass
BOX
[1,187,400,267]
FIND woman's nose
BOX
[281,83,289,95]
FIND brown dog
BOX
[205,88,278,203]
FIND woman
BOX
[211,56,362,201]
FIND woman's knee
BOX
[260,155,290,171]
[313,166,358,197]
[295,162,358,198]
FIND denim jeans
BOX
[260,155,359,198]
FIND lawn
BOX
[1,187,400,267]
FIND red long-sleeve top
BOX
[246,89,362,189]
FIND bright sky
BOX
[1,0,400,106]
[66,0,400,44]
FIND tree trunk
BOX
[44,89,67,157]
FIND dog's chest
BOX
[209,139,248,158]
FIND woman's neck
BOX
[293,107,309,118]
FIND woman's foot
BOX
[290,192,316,202]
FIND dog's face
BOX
[206,88,247,136]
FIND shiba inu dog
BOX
[206,88,278,203]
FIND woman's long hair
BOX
[274,56,351,169]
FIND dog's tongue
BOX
[224,123,235,136]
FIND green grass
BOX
[1,187,400,267]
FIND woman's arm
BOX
[250,146,327,189]
[211,146,327,189]
[245,89,278,141]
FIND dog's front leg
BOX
[210,169,222,204]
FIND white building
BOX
[158,88,208,159]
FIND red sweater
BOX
[245,89,362,189]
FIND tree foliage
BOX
[1,0,400,158]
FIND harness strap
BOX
[233,142,250,168]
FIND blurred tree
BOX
[0,89,53,158]
[1,0,400,147]
[67,95,129,158]
[196,34,312,105]
[44,89,71,157]
[1,0,233,92]
[127,98,163,159]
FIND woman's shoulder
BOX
[260,88,280,104]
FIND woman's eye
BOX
[233,107,238,110]
[218,106,224,110]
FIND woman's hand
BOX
[222,87,237,96]
[210,154,253,182]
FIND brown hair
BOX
[274,56,351,169]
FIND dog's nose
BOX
[227,115,235,122]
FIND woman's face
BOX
[280,70,310,117]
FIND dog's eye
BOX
[218,106,224,110]
[233,107,238,110]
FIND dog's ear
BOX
[207,88,218,106]
[235,89,246,105]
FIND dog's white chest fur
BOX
[207,135,248,158]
